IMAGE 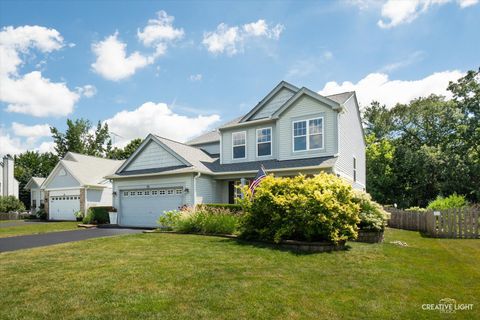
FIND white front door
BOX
[119,188,184,228]
[49,195,80,220]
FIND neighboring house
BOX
[24,177,46,214]
[107,81,365,227]
[41,152,123,220]
[0,155,19,199]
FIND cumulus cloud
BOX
[319,70,464,108]
[0,130,25,157]
[11,122,50,138]
[104,102,220,145]
[202,19,284,55]
[378,0,478,28]
[0,25,81,117]
[93,11,183,81]
[189,74,202,81]
[76,84,97,98]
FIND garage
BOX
[49,195,80,220]
[119,187,184,227]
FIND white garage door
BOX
[49,195,80,220]
[119,188,184,228]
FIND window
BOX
[232,131,246,159]
[152,190,158,196]
[176,189,183,195]
[123,191,129,197]
[353,157,357,182]
[144,190,150,196]
[257,128,272,157]
[293,117,323,151]
[130,191,136,196]
[137,191,143,196]
[159,190,166,195]
[167,189,174,195]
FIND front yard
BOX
[0,228,479,319]
[0,221,78,238]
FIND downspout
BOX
[193,172,201,207]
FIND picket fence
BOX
[387,208,480,239]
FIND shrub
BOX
[427,194,468,211]
[74,210,84,221]
[36,209,47,220]
[0,196,26,213]
[352,190,388,232]
[82,207,110,224]
[238,173,360,244]
[158,207,239,235]
[405,206,428,213]
[196,203,243,214]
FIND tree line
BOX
[364,68,479,208]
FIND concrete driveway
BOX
[0,228,144,253]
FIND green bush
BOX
[36,209,47,220]
[405,206,428,213]
[82,207,110,224]
[353,190,388,232]
[238,173,360,244]
[427,194,468,211]
[196,203,243,213]
[0,196,26,213]
[158,207,239,235]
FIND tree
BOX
[107,138,143,160]
[50,119,112,158]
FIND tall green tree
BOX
[107,138,143,160]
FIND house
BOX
[0,155,19,199]
[24,177,46,214]
[41,152,123,220]
[106,81,365,228]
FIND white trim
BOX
[43,186,83,191]
[232,131,247,160]
[256,127,272,158]
[219,133,223,164]
[292,117,325,153]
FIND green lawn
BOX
[0,228,478,320]
[0,221,79,238]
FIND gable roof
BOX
[325,91,355,104]
[42,152,123,189]
[186,116,243,145]
[24,177,46,190]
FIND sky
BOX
[0,0,479,157]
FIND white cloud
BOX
[104,102,220,145]
[76,84,97,98]
[189,74,202,81]
[137,10,184,47]
[0,130,25,157]
[202,19,284,56]
[37,141,56,153]
[378,50,425,73]
[286,51,334,79]
[11,122,50,138]
[0,25,81,117]
[319,70,464,108]
[378,0,478,28]
[91,32,156,81]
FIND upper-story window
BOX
[293,117,324,152]
[232,131,246,159]
[256,127,272,157]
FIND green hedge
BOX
[353,190,388,232]
[238,173,360,244]
[82,207,110,224]
[0,196,26,213]
[427,194,468,211]
[196,203,243,213]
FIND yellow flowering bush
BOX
[238,173,360,244]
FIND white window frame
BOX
[256,127,272,157]
[232,131,247,160]
[292,117,324,152]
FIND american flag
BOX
[249,165,267,194]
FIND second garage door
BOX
[119,188,184,228]
[49,195,80,220]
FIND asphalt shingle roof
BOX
[325,91,354,104]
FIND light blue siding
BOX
[125,140,183,171]
[195,175,218,204]
[46,165,80,189]
[250,88,295,120]
[194,142,220,155]
[277,96,338,160]
[334,96,366,189]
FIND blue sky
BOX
[0,0,479,155]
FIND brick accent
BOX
[43,191,49,219]
[80,188,86,214]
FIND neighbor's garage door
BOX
[119,188,184,228]
[49,195,80,220]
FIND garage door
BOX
[119,188,184,228]
[49,195,80,220]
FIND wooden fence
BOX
[387,208,480,239]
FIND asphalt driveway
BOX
[0,228,144,253]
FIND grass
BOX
[0,228,479,319]
[0,221,79,238]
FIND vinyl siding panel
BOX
[250,88,295,120]
[112,174,194,210]
[334,96,366,189]
[125,140,183,171]
[46,165,80,189]
[195,175,218,204]
[221,123,276,164]
[277,96,338,160]
[86,188,113,208]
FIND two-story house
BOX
[107,81,365,227]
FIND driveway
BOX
[0,228,144,253]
